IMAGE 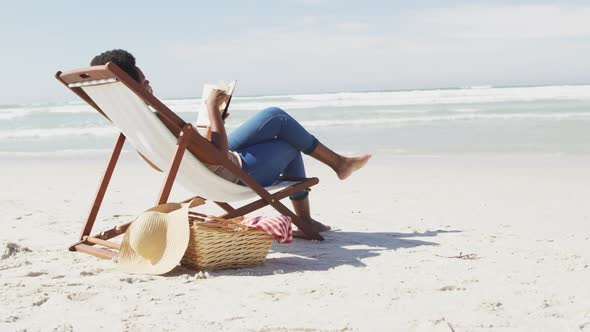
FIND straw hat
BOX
[118,202,190,275]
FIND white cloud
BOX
[418,5,590,40]
[162,4,590,96]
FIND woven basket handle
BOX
[187,213,252,232]
[201,215,254,232]
[205,215,245,223]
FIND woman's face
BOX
[136,67,153,94]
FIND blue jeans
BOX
[228,107,319,200]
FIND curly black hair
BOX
[90,49,140,82]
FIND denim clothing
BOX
[228,107,319,200]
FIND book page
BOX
[195,81,236,129]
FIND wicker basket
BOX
[181,215,273,270]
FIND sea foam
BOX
[0,127,116,139]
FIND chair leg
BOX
[73,133,126,249]
[157,124,193,205]
[73,126,196,258]
[82,236,121,250]
[71,243,116,260]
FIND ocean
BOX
[1,85,590,157]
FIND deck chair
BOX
[56,62,323,260]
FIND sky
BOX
[0,0,589,104]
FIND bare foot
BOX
[293,218,331,238]
[308,219,331,232]
[337,155,371,180]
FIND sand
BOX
[1,153,590,331]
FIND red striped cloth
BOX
[241,215,293,244]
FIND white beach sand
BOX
[1,153,590,331]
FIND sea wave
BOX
[0,127,117,139]
[0,103,94,116]
[451,108,481,113]
[0,149,117,157]
[47,104,95,114]
[2,111,589,139]
[8,85,590,115]
[209,85,590,111]
[373,109,431,114]
[0,109,31,120]
[298,112,590,127]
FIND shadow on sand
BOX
[170,229,461,277]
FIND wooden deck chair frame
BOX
[55,63,323,260]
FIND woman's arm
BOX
[206,89,230,153]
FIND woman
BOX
[91,49,371,234]
[206,90,371,233]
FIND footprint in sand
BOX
[79,268,104,276]
[541,298,560,309]
[262,291,289,302]
[67,292,98,301]
[438,285,466,292]
[1,242,32,259]
[120,277,150,284]
[25,271,47,277]
[224,316,246,322]
[481,302,503,312]
[32,297,49,306]
[50,322,74,332]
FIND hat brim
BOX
[118,202,190,275]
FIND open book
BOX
[196,80,237,129]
